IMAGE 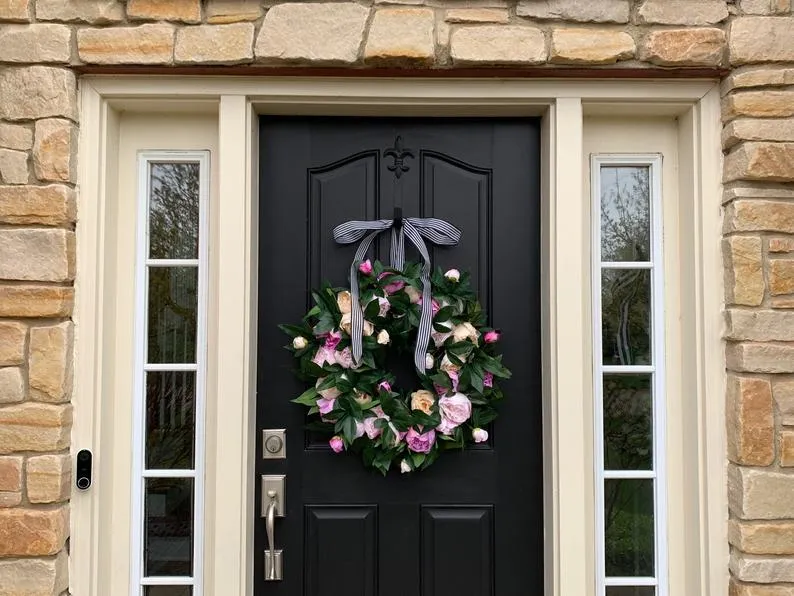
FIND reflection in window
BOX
[600,166,651,262]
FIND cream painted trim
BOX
[74,76,725,596]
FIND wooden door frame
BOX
[73,77,725,596]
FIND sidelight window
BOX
[592,156,667,596]
[131,152,210,596]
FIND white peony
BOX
[292,336,308,349]
[400,459,412,474]
[472,428,489,443]
[425,353,435,369]
[340,313,374,336]
[377,329,390,345]
[452,322,480,345]
[444,269,461,282]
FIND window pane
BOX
[149,162,200,260]
[146,372,195,470]
[144,588,192,596]
[604,375,652,471]
[602,269,651,366]
[144,478,194,577]
[148,267,198,364]
[600,166,651,262]
[606,588,654,596]
[605,479,655,577]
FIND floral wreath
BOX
[280,259,510,474]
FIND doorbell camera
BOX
[75,449,92,490]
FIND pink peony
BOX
[439,393,472,425]
[472,428,489,443]
[317,397,336,415]
[355,420,366,439]
[378,272,406,294]
[363,417,381,439]
[377,380,392,392]
[484,330,500,344]
[335,347,354,369]
[359,259,373,275]
[437,417,459,436]
[406,427,436,453]
[446,368,460,392]
[377,296,391,317]
[312,346,336,367]
[483,372,494,388]
[329,436,344,453]
[324,330,342,350]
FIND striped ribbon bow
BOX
[332,216,462,375]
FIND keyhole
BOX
[265,435,283,454]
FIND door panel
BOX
[257,117,542,596]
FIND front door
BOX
[256,117,542,596]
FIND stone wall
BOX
[0,0,791,594]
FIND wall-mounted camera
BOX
[76,449,92,490]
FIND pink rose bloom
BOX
[373,406,389,420]
[483,372,494,388]
[378,272,406,294]
[324,330,342,350]
[472,428,489,443]
[359,259,373,275]
[329,436,344,453]
[484,330,500,344]
[439,393,472,425]
[377,380,392,392]
[317,397,336,415]
[406,427,436,453]
[335,347,354,369]
[312,346,336,367]
[355,420,366,439]
[363,417,381,439]
[437,417,458,435]
[446,368,460,392]
[377,297,390,317]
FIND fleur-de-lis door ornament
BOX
[384,135,415,179]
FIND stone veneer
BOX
[0,0,791,594]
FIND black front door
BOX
[256,117,542,596]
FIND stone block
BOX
[637,0,728,25]
[770,238,794,253]
[727,375,774,465]
[0,506,68,556]
[725,143,794,183]
[176,23,254,64]
[727,342,794,373]
[36,0,123,23]
[516,0,629,23]
[0,24,71,63]
[127,0,200,23]
[33,118,75,183]
[0,0,29,21]
[774,380,794,425]
[731,551,794,583]
[731,17,794,65]
[0,286,73,318]
[723,236,764,306]
[723,119,794,149]
[0,403,71,454]
[730,519,794,553]
[740,0,792,14]
[0,456,21,492]
[445,8,509,23]
[256,3,369,65]
[0,552,68,596]
[723,67,794,94]
[0,321,25,366]
[29,322,73,403]
[0,148,28,185]
[0,67,76,121]
[78,24,175,65]
[0,123,32,151]
[725,310,794,341]
[451,26,546,65]
[726,200,794,233]
[770,260,794,295]
[724,92,794,119]
[639,28,725,67]
[0,491,21,507]
[0,185,76,226]
[781,431,794,467]
[206,0,262,23]
[550,28,634,64]
[0,229,74,283]
[27,454,70,503]
[0,367,24,404]
[364,8,435,66]
[730,465,794,518]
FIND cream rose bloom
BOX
[377,329,390,345]
[410,390,435,415]
[315,377,341,400]
[337,290,352,315]
[292,336,308,349]
[404,285,421,304]
[354,390,372,405]
[452,322,480,345]
[340,313,374,336]
[440,354,462,373]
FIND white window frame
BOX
[591,155,668,596]
[131,151,211,596]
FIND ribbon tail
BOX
[349,230,381,365]
[402,221,435,375]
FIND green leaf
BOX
[291,387,318,406]
[434,305,455,323]
[411,452,426,467]
[364,298,381,320]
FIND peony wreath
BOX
[279,214,511,474]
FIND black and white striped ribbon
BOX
[332,217,461,375]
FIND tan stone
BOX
[775,379,794,425]
[445,8,509,23]
[639,28,725,67]
[78,24,175,65]
[731,17,794,65]
[0,229,74,283]
[127,0,200,23]
[724,92,794,119]
[637,0,728,25]
[256,3,369,65]
[725,310,794,341]
[0,123,32,151]
[33,119,75,184]
[206,0,262,24]
[772,296,794,309]
[176,23,254,64]
[0,286,73,318]
[0,491,21,507]
[730,465,794,518]
[727,343,794,373]
[437,20,450,48]
[27,454,70,504]
[723,236,764,306]
[770,238,794,253]
[0,551,68,596]
[36,0,123,23]
[771,260,794,295]
[732,583,794,596]
[726,201,794,233]
[0,149,28,185]
[724,185,794,204]
[731,520,794,553]
[0,322,25,366]
[723,67,794,94]
[725,143,794,183]
[0,0,29,21]
[0,403,71,454]
[0,367,24,404]
[0,67,76,121]
[365,8,435,66]
[516,0,629,23]
[731,551,794,583]
[781,431,794,467]
[0,24,71,63]
[727,375,774,465]
[0,506,68,556]
[451,26,546,65]
[0,185,76,226]
[723,119,794,149]
[0,456,21,492]
[29,322,73,404]
[740,0,792,14]
[550,28,634,65]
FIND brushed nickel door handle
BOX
[264,490,283,580]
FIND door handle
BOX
[261,475,285,581]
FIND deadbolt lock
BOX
[262,429,286,459]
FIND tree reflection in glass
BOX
[149,163,200,260]
[602,269,651,366]
[600,166,651,263]
[146,372,195,470]
[605,479,655,577]
[603,375,652,470]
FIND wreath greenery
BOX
[280,259,511,475]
